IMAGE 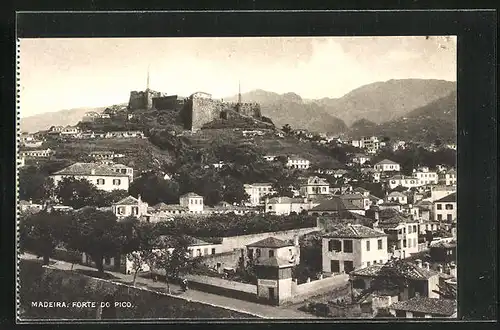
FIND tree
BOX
[282,124,292,134]
[124,220,162,286]
[221,176,249,205]
[154,235,198,293]
[19,210,71,265]
[19,167,55,203]
[66,208,122,273]
[271,170,299,197]
[129,173,180,205]
[55,177,101,209]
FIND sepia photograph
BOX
[17,35,458,321]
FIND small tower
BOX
[238,80,242,104]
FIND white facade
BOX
[112,196,149,219]
[265,197,319,215]
[412,169,439,185]
[445,171,457,186]
[374,160,401,172]
[286,157,310,169]
[299,176,330,197]
[110,164,134,182]
[383,222,420,259]
[51,173,130,192]
[322,235,388,274]
[21,148,54,158]
[179,193,204,213]
[244,183,274,206]
[434,199,456,223]
[386,192,408,205]
[388,176,423,190]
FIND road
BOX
[21,253,320,319]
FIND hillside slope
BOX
[349,91,457,143]
[314,79,456,126]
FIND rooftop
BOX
[310,197,362,212]
[180,192,203,199]
[375,159,399,165]
[247,237,293,248]
[350,259,440,280]
[389,297,457,316]
[52,162,129,177]
[435,192,457,203]
[114,196,141,206]
[323,224,386,239]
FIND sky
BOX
[19,36,456,118]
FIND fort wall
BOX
[128,90,162,110]
[152,95,179,111]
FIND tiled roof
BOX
[323,224,386,239]
[157,235,212,247]
[254,256,295,268]
[350,259,440,280]
[180,192,203,199]
[435,192,456,203]
[376,159,399,165]
[114,196,139,205]
[389,297,457,316]
[310,197,362,212]
[247,237,293,248]
[52,162,129,177]
[388,191,406,197]
[267,197,307,204]
[353,187,370,194]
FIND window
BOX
[121,169,127,174]
[330,260,340,273]
[378,239,383,250]
[204,248,209,255]
[269,250,275,258]
[117,207,125,215]
[408,226,412,234]
[104,257,111,265]
[97,178,105,185]
[131,207,138,215]
[196,249,201,257]
[413,225,417,232]
[366,241,370,251]
[367,261,371,267]
[211,248,216,255]
[437,204,442,210]
[437,214,443,221]
[247,249,253,257]
[328,240,342,252]
[403,227,406,234]
[256,249,261,257]
[447,214,453,222]
[289,249,293,256]
[343,240,353,253]
[403,239,407,248]
[344,261,354,273]
[445,204,454,210]
[395,310,407,317]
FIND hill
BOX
[349,91,457,143]
[20,106,110,133]
[225,90,348,134]
[314,79,456,126]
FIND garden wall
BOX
[184,274,260,303]
[286,274,349,304]
[19,259,258,320]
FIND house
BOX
[149,202,189,218]
[429,241,456,264]
[263,155,277,162]
[299,176,330,197]
[387,175,422,190]
[81,111,101,122]
[179,192,204,214]
[445,170,456,186]
[59,125,80,136]
[349,259,449,302]
[433,193,456,222]
[362,136,381,154]
[265,197,319,215]
[20,148,54,158]
[412,168,439,185]
[50,162,130,192]
[21,140,44,148]
[208,202,257,215]
[374,159,401,172]
[112,195,149,219]
[388,297,457,318]
[90,151,125,160]
[109,164,134,182]
[308,196,365,216]
[361,168,381,183]
[413,200,433,222]
[340,193,371,210]
[48,126,64,134]
[430,185,456,202]
[247,236,300,266]
[376,209,419,259]
[386,191,408,205]
[322,224,388,275]
[244,183,274,206]
[286,156,310,170]
[352,153,371,166]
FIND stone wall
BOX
[128,90,162,110]
[198,250,242,272]
[152,95,179,111]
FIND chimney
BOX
[415,259,422,268]
[437,264,443,273]
[423,261,430,270]
[138,194,142,203]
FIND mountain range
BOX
[348,91,457,143]
[20,79,456,135]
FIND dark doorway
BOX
[268,287,276,304]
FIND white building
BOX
[299,176,330,197]
[109,164,134,182]
[179,192,204,214]
[387,175,422,190]
[247,237,300,266]
[112,195,149,219]
[374,159,401,172]
[265,197,319,215]
[352,153,371,165]
[412,167,439,185]
[445,169,457,186]
[20,148,54,158]
[244,183,274,206]
[386,191,408,205]
[50,162,130,192]
[90,151,125,160]
[433,193,456,223]
[286,156,310,170]
[430,185,457,202]
[378,216,420,259]
[59,125,80,136]
[322,224,388,274]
